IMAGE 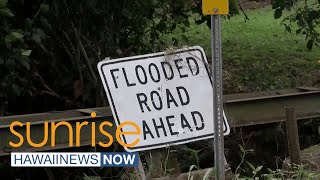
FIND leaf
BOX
[285,25,291,33]
[36,28,46,39]
[189,165,198,172]
[155,20,167,32]
[307,39,313,50]
[5,31,23,43]
[170,23,177,31]
[0,8,14,17]
[252,170,257,175]
[274,9,282,19]
[21,49,32,56]
[0,0,7,8]
[12,32,23,39]
[25,18,32,30]
[19,55,30,70]
[202,168,213,180]
[195,19,205,25]
[238,144,245,153]
[308,10,318,20]
[180,26,186,32]
[234,174,240,179]
[181,34,189,43]
[20,59,30,70]
[266,168,274,173]
[32,33,41,44]
[182,19,190,27]
[255,165,263,173]
[166,168,176,172]
[11,31,23,40]
[246,161,255,171]
[296,28,302,34]
[188,165,198,180]
[175,15,185,24]
[40,4,49,13]
[172,37,178,46]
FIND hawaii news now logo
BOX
[9,111,141,167]
[11,152,139,167]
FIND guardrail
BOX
[0,88,319,156]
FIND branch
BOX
[72,26,98,86]
[33,66,73,105]
[238,3,250,22]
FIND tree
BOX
[272,0,320,50]
[1,0,239,115]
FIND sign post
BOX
[202,0,229,179]
[212,15,225,180]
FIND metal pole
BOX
[211,15,225,180]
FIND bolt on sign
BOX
[98,46,230,152]
[202,0,229,15]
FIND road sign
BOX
[202,0,229,15]
[98,46,230,152]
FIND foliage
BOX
[0,0,35,115]
[0,1,317,112]
[233,145,320,180]
[233,144,257,179]
[162,6,320,94]
[272,0,320,50]
[261,165,320,179]
[187,165,215,180]
[0,0,210,115]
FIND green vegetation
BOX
[272,0,320,49]
[1,0,320,179]
[162,6,320,93]
[164,7,320,59]
[0,0,200,115]
[230,144,320,180]
[1,0,318,114]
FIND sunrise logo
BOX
[9,112,141,148]
[9,111,141,167]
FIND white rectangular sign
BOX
[98,46,230,152]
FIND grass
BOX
[162,6,320,93]
[163,6,320,60]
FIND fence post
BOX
[285,106,301,165]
